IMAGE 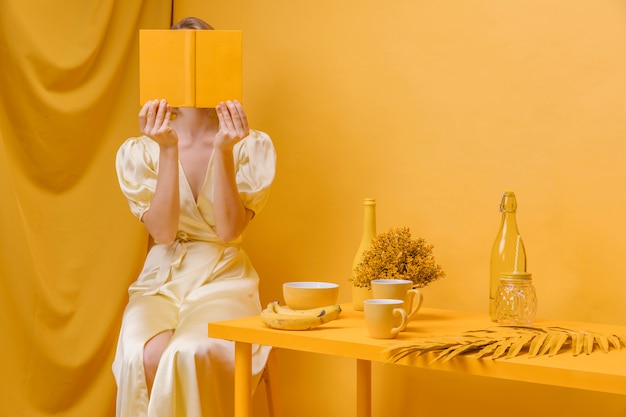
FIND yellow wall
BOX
[176,0,626,325]
[174,1,626,416]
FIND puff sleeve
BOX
[115,136,159,220]
[234,130,277,215]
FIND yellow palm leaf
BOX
[387,326,626,363]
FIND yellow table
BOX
[208,306,626,417]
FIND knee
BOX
[143,330,174,377]
[143,344,162,377]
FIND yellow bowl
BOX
[282,281,339,310]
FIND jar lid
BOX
[500,271,532,280]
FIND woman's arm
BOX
[138,99,180,244]
[212,100,254,242]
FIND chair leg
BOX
[262,348,283,417]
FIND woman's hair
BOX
[171,17,214,30]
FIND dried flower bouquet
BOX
[352,227,445,289]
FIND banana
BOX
[272,302,342,318]
[260,310,326,330]
[260,302,342,330]
[318,304,342,323]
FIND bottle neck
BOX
[361,202,376,244]
[499,192,519,232]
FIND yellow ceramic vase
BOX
[352,286,372,311]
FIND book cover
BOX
[139,29,242,108]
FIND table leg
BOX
[356,359,371,417]
[234,341,252,417]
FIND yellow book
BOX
[139,29,242,108]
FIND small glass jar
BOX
[494,272,537,326]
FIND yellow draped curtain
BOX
[0,1,172,416]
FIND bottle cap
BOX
[499,190,518,212]
[500,271,532,281]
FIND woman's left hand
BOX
[215,100,249,150]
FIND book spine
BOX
[185,31,196,106]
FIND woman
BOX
[112,17,276,417]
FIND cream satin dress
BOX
[112,130,276,417]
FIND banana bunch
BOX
[260,301,342,330]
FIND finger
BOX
[228,100,248,138]
[225,100,242,132]
[164,104,172,124]
[218,102,235,131]
[144,99,158,132]
[216,102,227,127]
[154,99,167,128]
[233,100,249,134]
[138,101,151,131]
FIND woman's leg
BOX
[146,278,270,417]
[112,293,179,417]
[143,329,174,395]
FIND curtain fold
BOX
[0,1,172,416]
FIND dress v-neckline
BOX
[178,151,213,206]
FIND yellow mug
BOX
[363,299,408,339]
[371,279,423,322]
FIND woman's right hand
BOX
[137,99,180,244]
[138,99,178,147]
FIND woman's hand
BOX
[211,100,252,242]
[215,100,249,150]
[138,99,178,147]
[137,99,180,244]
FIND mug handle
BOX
[405,289,424,321]
[390,307,408,336]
